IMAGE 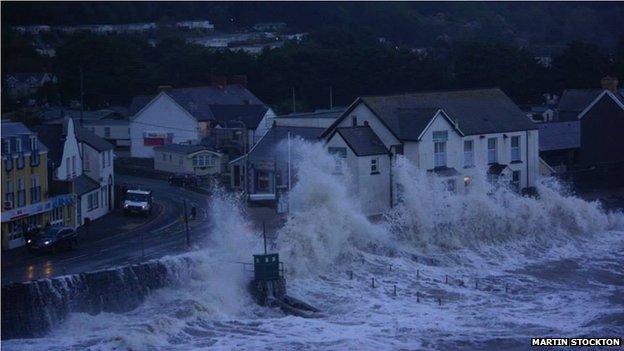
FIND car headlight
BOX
[44,240,51,245]
[27,239,32,244]
[124,203,129,208]
[141,204,148,209]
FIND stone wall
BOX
[1,256,193,340]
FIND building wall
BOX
[57,119,82,180]
[326,133,391,216]
[86,123,130,147]
[1,149,52,249]
[130,93,200,158]
[154,149,223,176]
[579,95,624,166]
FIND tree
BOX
[551,41,610,89]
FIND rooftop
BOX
[538,121,580,151]
[335,126,388,156]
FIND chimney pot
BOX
[600,76,619,92]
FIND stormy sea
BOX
[4,141,624,350]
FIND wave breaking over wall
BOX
[1,256,194,340]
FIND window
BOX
[2,139,10,155]
[84,154,91,171]
[87,192,99,211]
[15,138,22,153]
[30,136,37,151]
[434,141,446,167]
[66,157,71,177]
[30,175,41,203]
[101,186,107,208]
[512,170,521,192]
[104,127,111,138]
[179,156,183,166]
[169,154,172,161]
[51,207,63,225]
[328,147,347,174]
[433,131,447,168]
[256,170,270,191]
[101,153,105,167]
[5,180,14,205]
[233,165,241,187]
[71,155,76,176]
[371,158,379,174]
[352,116,357,126]
[162,153,166,161]
[511,136,521,162]
[488,138,497,164]
[446,179,456,193]
[464,140,474,167]
[17,178,25,207]
[108,151,112,166]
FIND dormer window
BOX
[30,136,38,152]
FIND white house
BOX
[321,88,540,214]
[325,126,391,216]
[35,118,115,227]
[129,85,274,158]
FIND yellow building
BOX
[1,122,74,250]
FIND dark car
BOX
[30,227,78,253]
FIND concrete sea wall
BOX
[1,256,193,340]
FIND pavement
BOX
[1,174,213,285]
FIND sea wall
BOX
[1,256,193,340]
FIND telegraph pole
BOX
[79,66,84,126]
[183,200,190,248]
[329,86,333,110]
[292,87,296,113]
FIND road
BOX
[1,175,212,285]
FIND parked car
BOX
[123,189,153,216]
[29,227,78,253]
[168,174,198,187]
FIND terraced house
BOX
[321,88,540,215]
[1,122,73,249]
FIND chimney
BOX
[158,85,173,92]
[600,76,619,92]
[229,75,248,87]
[211,75,227,88]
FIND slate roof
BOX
[75,125,114,152]
[248,126,324,162]
[323,88,537,139]
[208,104,268,128]
[538,121,580,151]
[74,174,100,195]
[130,85,266,127]
[335,126,388,156]
[154,143,217,155]
[1,121,49,156]
[488,163,509,175]
[557,89,624,121]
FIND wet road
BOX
[1,175,212,285]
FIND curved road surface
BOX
[1,175,212,285]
